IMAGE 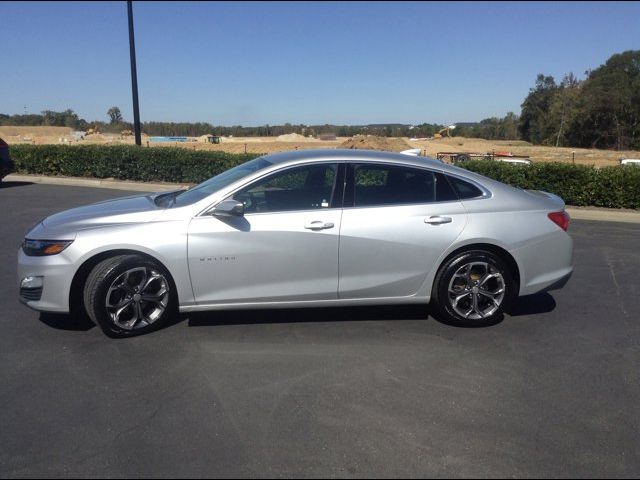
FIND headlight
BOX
[22,239,74,256]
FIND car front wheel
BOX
[83,254,176,338]
[431,250,516,327]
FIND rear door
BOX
[338,163,467,299]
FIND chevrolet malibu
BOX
[18,149,573,337]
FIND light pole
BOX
[127,0,142,146]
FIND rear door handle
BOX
[425,215,452,225]
[304,221,335,230]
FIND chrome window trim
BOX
[441,171,493,201]
[195,158,492,217]
[241,207,343,218]
[341,199,464,211]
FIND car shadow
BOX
[36,293,557,334]
[506,292,557,317]
[38,312,96,331]
[0,181,34,189]
[185,304,429,327]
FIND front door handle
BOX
[304,221,335,230]
[425,215,452,225]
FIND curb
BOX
[4,173,639,224]
[565,207,640,224]
[4,173,190,193]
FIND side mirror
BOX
[212,199,245,217]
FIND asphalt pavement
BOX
[1,181,638,478]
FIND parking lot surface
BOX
[1,181,639,478]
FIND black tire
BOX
[430,250,516,327]
[455,153,471,163]
[83,254,177,338]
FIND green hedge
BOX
[8,146,640,209]
[10,145,260,184]
[459,160,640,209]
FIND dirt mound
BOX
[0,126,73,138]
[277,133,316,142]
[0,126,74,137]
[340,135,411,152]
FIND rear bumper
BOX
[512,229,574,296]
[541,270,573,292]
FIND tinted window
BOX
[434,173,459,202]
[353,165,442,207]
[173,156,273,206]
[233,164,338,213]
[447,176,484,199]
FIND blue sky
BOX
[2,1,639,125]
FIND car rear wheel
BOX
[83,254,176,338]
[431,250,516,327]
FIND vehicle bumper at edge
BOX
[512,229,574,296]
[17,249,74,313]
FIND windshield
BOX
[172,156,273,207]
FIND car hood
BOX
[28,193,164,239]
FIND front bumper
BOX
[17,248,75,313]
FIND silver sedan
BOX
[18,149,573,337]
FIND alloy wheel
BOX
[447,262,505,320]
[105,267,170,330]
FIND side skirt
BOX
[179,295,429,313]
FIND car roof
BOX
[259,148,496,185]
[262,148,447,169]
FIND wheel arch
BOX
[69,249,179,314]
[434,242,521,294]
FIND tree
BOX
[107,106,123,125]
[547,74,582,147]
[449,114,519,141]
[568,50,640,149]
[518,74,559,144]
[517,51,640,150]
[41,109,81,128]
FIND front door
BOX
[188,162,342,305]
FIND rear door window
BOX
[350,164,458,207]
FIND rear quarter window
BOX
[447,176,484,199]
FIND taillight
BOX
[548,211,570,231]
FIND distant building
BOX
[319,133,337,141]
[198,134,221,144]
